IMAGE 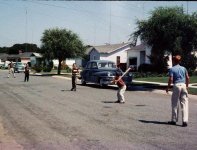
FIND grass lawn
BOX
[188,88,197,95]
[133,76,197,95]
[134,76,197,84]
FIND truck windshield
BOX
[98,62,115,68]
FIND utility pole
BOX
[142,2,145,19]
[187,1,188,14]
[94,23,96,45]
[25,8,27,52]
[109,2,111,44]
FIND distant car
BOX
[80,60,132,87]
[14,62,25,73]
[0,62,4,68]
[1,61,10,69]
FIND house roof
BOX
[6,52,35,58]
[0,53,8,59]
[86,47,93,54]
[1,52,42,60]
[31,53,42,58]
[19,52,35,58]
[91,43,131,54]
[129,43,146,51]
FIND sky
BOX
[0,1,197,48]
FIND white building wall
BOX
[21,59,30,64]
[75,58,82,67]
[145,46,151,64]
[30,57,36,66]
[100,46,130,65]
[53,59,75,68]
[167,54,172,68]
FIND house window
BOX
[93,55,96,60]
[116,56,120,65]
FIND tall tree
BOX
[41,28,85,74]
[0,47,9,53]
[130,6,197,73]
[8,43,40,54]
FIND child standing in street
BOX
[24,63,30,82]
[71,63,79,91]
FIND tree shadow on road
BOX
[78,83,167,92]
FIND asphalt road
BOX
[0,70,197,150]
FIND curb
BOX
[52,76,197,99]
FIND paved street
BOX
[0,70,197,150]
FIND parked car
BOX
[80,60,132,87]
[14,62,25,73]
[0,62,4,68]
[1,61,10,69]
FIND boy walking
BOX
[8,61,15,78]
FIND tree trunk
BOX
[57,59,62,75]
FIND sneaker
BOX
[168,121,176,125]
[119,101,125,104]
[182,122,188,127]
[114,100,120,103]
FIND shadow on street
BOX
[139,120,182,127]
[77,83,167,92]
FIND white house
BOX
[88,42,151,71]
[88,43,133,71]
[30,53,43,66]
[127,44,151,70]
[52,58,75,68]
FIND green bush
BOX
[194,71,197,76]
[43,66,52,72]
[32,65,42,73]
[43,61,53,72]
[132,72,168,78]
[64,65,72,73]
[138,63,154,72]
